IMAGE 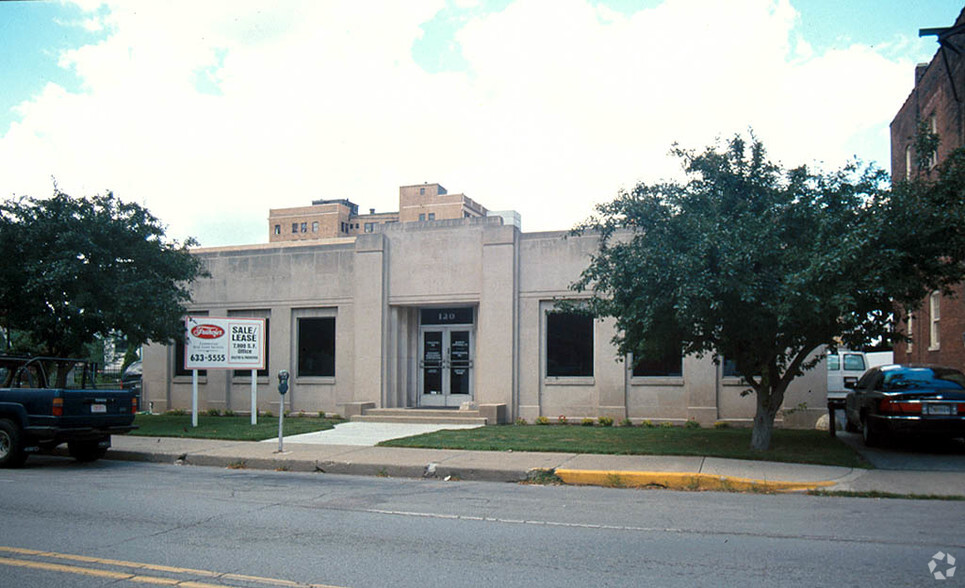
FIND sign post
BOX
[184,317,266,427]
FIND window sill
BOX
[544,377,595,386]
[295,376,336,385]
[928,345,940,352]
[174,376,207,383]
[630,377,684,387]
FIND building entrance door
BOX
[419,327,473,407]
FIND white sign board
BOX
[184,317,266,370]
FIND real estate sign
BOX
[184,317,266,370]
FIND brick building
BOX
[267,183,490,243]
[891,7,965,370]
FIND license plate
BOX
[924,404,952,416]
[91,404,107,414]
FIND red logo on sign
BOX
[191,324,225,339]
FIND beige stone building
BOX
[143,184,825,427]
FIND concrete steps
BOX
[351,408,488,426]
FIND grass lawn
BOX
[131,414,337,441]
[379,425,869,468]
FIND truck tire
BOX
[68,439,109,463]
[0,419,28,468]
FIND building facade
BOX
[891,8,965,370]
[143,188,825,427]
[268,183,488,243]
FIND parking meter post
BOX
[277,370,289,453]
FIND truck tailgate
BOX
[58,389,136,428]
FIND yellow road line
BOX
[0,546,341,588]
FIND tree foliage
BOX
[0,189,208,358]
[572,134,965,450]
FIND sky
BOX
[0,0,961,247]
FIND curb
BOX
[97,449,835,492]
[554,469,837,492]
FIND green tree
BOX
[0,189,207,359]
[572,134,965,451]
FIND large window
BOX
[297,317,336,377]
[632,348,682,378]
[546,311,593,377]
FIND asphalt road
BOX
[834,429,965,471]
[1,457,962,587]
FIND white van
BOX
[826,350,868,401]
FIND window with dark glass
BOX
[546,312,593,377]
[297,317,335,377]
[722,358,739,378]
[274,224,281,235]
[292,223,298,233]
[632,348,682,377]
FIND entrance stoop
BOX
[351,408,488,426]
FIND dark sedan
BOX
[845,364,965,446]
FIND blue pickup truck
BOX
[0,356,137,467]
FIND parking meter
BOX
[278,370,289,395]
[276,370,289,452]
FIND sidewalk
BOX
[105,433,965,497]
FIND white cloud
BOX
[0,0,922,245]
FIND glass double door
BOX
[419,328,473,407]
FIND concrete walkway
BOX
[101,423,965,497]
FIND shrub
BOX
[713,421,730,429]
[204,408,221,417]
[598,416,614,427]
[515,417,528,425]
[535,416,550,425]
[165,409,187,416]
[619,418,633,427]
[329,413,343,420]
[659,421,675,428]
[640,419,655,428]
[223,409,236,417]
[558,415,568,425]
[318,411,327,418]
[581,418,595,427]
[684,419,701,429]
[264,410,274,418]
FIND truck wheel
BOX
[68,440,109,463]
[0,419,28,468]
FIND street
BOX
[0,457,961,587]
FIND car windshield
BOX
[881,368,965,391]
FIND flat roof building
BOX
[144,183,824,427]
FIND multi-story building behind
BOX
[268,183,488,243]
[891,7,965,370]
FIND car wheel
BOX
[0,419,28,468]
[861,415,881,447]
[67,440,109,463]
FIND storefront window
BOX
[546,312,593,377]
[297,317,335,377]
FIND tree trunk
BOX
[750,386,783,451]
